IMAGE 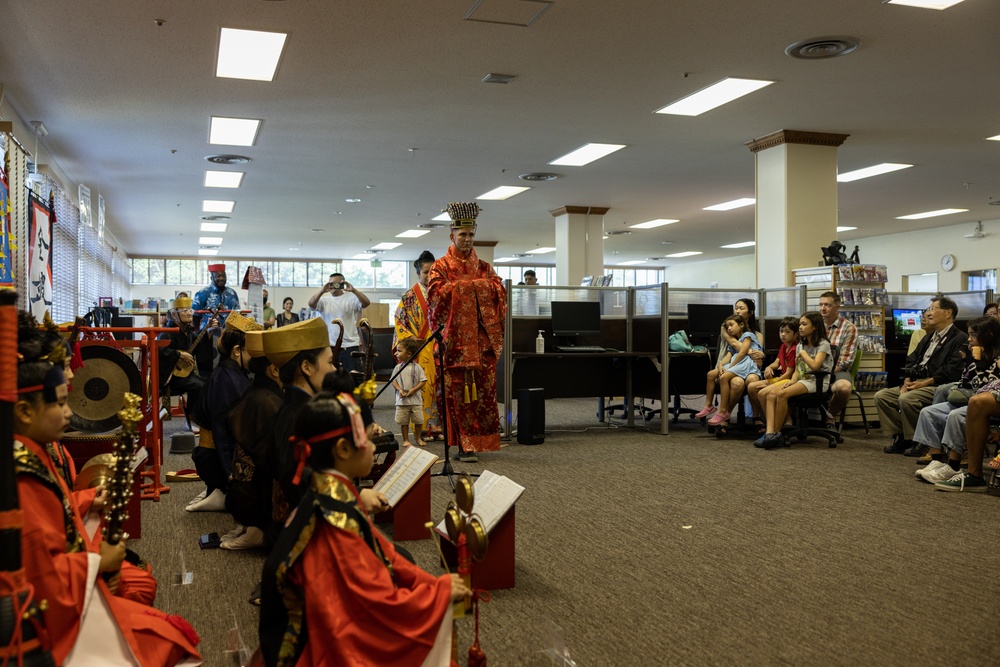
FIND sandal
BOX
[989,453,1000,470]
[753,418,766,437]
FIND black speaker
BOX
[111,315,134,340]
[517,388,545,445]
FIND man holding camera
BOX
[309,272,370,371]
[875,296,967,455]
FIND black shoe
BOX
[453,450,479,463]
[903,443,929,457]
[884,435,908,454]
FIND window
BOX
[341,260,374,288]
[375,261,408,289]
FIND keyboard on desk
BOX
[554,345,607,353]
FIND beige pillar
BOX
[550,206,608,286]
[473,240,496,265]
[746,130,848,287]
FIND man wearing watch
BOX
[308,272,370,371]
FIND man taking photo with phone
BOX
[308,272,370,371]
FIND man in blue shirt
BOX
[191,262,241,375]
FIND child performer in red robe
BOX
[259,385,471,666]
[14,359,202,666]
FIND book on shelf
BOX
[371,446,440,508]
[857,335,886,354]
[436,470,525,536]
[855,371,888,391]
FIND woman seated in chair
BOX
[911,315,1000,483]
[754,312,831,449]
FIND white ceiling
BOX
[1,0,998,269]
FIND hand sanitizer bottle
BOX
[536,330,545,354]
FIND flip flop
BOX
[166,469,200,482]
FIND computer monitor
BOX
[550,301,602,338]
[891,308,922,349]
[686,303,734,341]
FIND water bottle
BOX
[536,330,545,354]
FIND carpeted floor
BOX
[138,394,1000,666]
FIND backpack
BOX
[668,330,693,352]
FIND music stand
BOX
[374,324,479,490]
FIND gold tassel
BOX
[471,378,478,402]
[464,371,471,403]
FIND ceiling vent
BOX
[605,230,632,236]
[205,154,252,165]
[483,73,517,84]
[988,198,1000,206]
[785,36,861,60]
[418,223,446,229]
[201,215,230,221]
[518,172,559,181]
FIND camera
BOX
[329,281,343,290]
[901,365,927,380]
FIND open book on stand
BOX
[436,470,525,535]
[372,446,440,508]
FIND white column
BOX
[550,206,609,286]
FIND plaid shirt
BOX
[826,314,858,373]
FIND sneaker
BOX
[753,433,770,448]
[221,526,264,550]
[707,411,730,426]
[933,471,987,493]
[185,488,227,512]
[918,463,960,484]
[915,460,947,479]
[762,433,786,450]
[694,405,717,419]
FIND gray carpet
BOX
[136,396,1000,666]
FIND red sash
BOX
[413,283,430,338]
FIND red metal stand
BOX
[439,506,517,591]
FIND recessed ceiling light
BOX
[216,27,288,81]
[204,170,245,188]
[704,198,756,211]
[431,213,452,222]
[896,208,968,220]
[630,219,679,229]
[346,198,362,203]
[720,241,756,249]
[602,235,609,240]
[837,163,912,182]
[352,253,376,260]
[617,260,646,266]
[519,172,560,181]
[203,200,235,213]
[549,143,627,167]
[200,222,228,232]
[986,134,1000,141]
[885,0,964,9]
[209,117,261,147]
[494,256,517,262]
[482,73,516,84]
[655,78,774,116]
[665,251,703,258]
[396,230,431,238]
[372,242,402,250]
[477,186,530,200]
[199,236,224,245]
[198,248,219,256]
[525,247,556,254]
[837,226,858,232]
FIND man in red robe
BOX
[427,202,507,462]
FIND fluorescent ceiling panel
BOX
[704,198,756,211]
[549,143,626,167]
[720,241,756,248]
[372,242,402,250]
[837,163,912,182]
[216,28,288,81]
[198,248,219,256]
[886,0,964,9]
[896,208,968,220]
[617,260,646,266]
[987,134,1000,141]
[209,117,261,146]
[477,186,530,200]
[352,253,376,260]
[396,229,431,238]
[199,237,224,245]
[656,78,774,116]
[665,251,703,258]
[494,257,517,262]
[630,219,679,229]
[431,213,452,222]
[526,247,556,254]
[837,226,857,232]
[203,200,235,213]
[204,170,245,188]
[200,222,228,232]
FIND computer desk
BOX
[499,350,660,437]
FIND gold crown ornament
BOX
[244,330,266,358]
[225,311,264,333]
[443,202,481,228]
[261,317,330,368]
[172,295,193,310]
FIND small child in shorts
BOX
[392,338,428,446]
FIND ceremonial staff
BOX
[0,290,55,665]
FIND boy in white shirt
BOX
[392,338,428,446]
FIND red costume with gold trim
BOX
[427,244,506,453]
[14,435,201,666]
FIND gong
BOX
[68,345,143,433]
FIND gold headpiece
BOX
[444,202,481,228]
[172,295,192,310]
[244,330,265,358]
[262,317,329,368]
[225,311,264,333]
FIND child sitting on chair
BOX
[392,337,428,446]
[259,385,470,666]
[754,311,832,449]
[695,314,762,426]
[748,316,799,436]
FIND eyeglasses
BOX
[924,306,942,312]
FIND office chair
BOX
[836,348,870,434]
[784,344,843,448]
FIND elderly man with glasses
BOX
[876,296,968,455]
